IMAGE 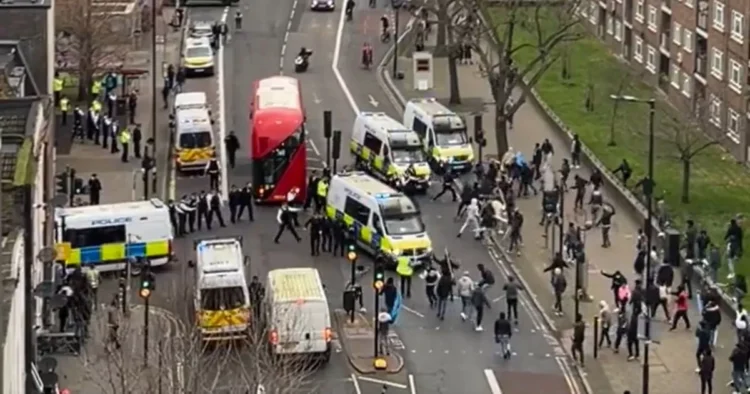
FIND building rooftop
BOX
[0,0,50,7]
[0,41,40,99]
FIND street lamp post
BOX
[609,94,656,394]
[391,0,403,78]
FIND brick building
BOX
[583,0,750,161]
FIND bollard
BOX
[593,316,599,359]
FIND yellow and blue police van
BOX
[174,102,215,173]
[54,199,174,274]
[326,172,432,266]
[350,112,432,192]
[189,237,251,342]
[402,98,475,172]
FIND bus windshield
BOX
[179,131,213,149]
[383,213,426,236]
[391,146,426,164]
[434,123,468,146]
[200,286,246,310]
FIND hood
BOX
[396,162,431,176]
[433,145,473,160]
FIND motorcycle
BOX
[294,52,311,73]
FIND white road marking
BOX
[555,357,582,394]
[402,305,425,318]
[313,91,322,104]
[408,374,417,394]
[492,294,506,303]
[280,0,299,74]
[484,369,503,394]
[308,139,321,155]
[332,0,361,113]
[368,94,379,107]
[217,7,230,202]
[351,373,363,394]
[357,376,408,389]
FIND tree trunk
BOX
[681,158,690,203]
[495,107,510,156]
[435,1,447,52]
[446,24,461,105]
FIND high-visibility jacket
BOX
[60,98,70,112]
[119,129,131,144]
[395,256,413,277]
[53,78,63,92]
[316,179,328,197]
[91,81,101,95]
[85,269,100,289]
[91,100,102,113]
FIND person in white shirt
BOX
[377,308,392,355]
[457,198,480,238]
[286,187,301,226]
[85,266,101,310]
[456,271,475,320]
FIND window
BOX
[178,131,212,149]
[673,23,682,45]
[683,29,693,52]
[411,117,428,140]
[713,1,725,31]
[648,6,657,31]
[681,72,691,97]
[363,132,383,153]
[607,17,614,35]
[589,2,598,23]
[634,37,643,62]
[731,11,744,43]
[727,109,741,143]
[201,287,246,311]
[646,46,656,73]
[64,225,126,249]
[709,95,722,126]
[615,21,623,41]
[729,59,742,92]
[711,48,723,79]
[344,197,371,225]
[671,65,681,88]
[253,128,304,188]
[636,0,644,22]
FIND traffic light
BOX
[139,270,155,299]
[347,244,357,262]
[373,263,385,291]
[56,172,69,194]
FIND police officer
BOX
[132,124,142,159]
[321,216,332,252]
[396,255,413,298]
[235,11,243,29]
[207,190,226,229]
[205,157,220,190]
[88,174,102,205]
[274,203,301,243]
[60,95,70,126]
[228,184,241,223]
[238,182,255,221]
[167,199,178,235]
[91,78,102,100]
[432,165,457,202]
[187,193,198,232]
[177,195,194,236]
[305,212,325,256]
[287,187,301,226]
[101,116,112,148]
[315,176,329,212]
[119,126,131,162]
[197,190,209,230]
[53,72,63,106]
[331,221,346,257]
[224,131,240,169]
[110,120,120,154]
[107,91,117,118]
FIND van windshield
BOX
[187,46,212,58]
[434,125,468,146]
[179,131,213,149]
[392,146,425,164]
[383,213,425,236]
[201,287,246,310]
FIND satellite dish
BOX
[51,193,69,208]
[37,247,57,263]
[33,281,56,298]
[49,294,68,309]
[38,356,58,373]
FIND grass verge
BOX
[490,9,750,292]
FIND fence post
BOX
[593,316,599,359]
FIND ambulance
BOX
[402,98,475,171]
[350,112,431,191]
[325,172,432,265]
[266,267,332,362]
[189,237,251,342]
[173,92,215,172]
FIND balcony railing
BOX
[660,32,671,49]
[695,54,707,76]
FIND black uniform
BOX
[224,133,240,169]
[187,194,197,232]
[197,192,210,230]
[321,217,332,252]
[331,221,346,257]
[88,176,102,205]
[274,206,301,243]
[305,216,324,255]
[572,176,588,210]
[205,159,220,191]
[132,125,142,158]
[207,193,226,228]
[304,175,319,210]
[433,170,457,202]
[167,200,178,235]
[176,196,194,236]
[237,185,254,221]
[228,187,241,223]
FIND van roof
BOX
[267,268,325,303]
[333,172,401,197]
[197,238,243,274]
[176,108,212,134]
[55,199,167,221]
[360,112,410,132]
[174,92,208,110]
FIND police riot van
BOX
[174,92,210,113]
[350,112,432,192]
[402,98,475,171]
[54,199,174,274]
[266,267,332,362]
[325,172,432,265]
[189,237,251,342]
[174,103,215,172]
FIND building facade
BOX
[584,0,750,162]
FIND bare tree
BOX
[55,0,130,101]
[608,68,646,146]
[417,0,466,104]
[453,0,582,155]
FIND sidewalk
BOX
[332,309,405,375]
[380,28,735,394]
[56,304,185,393]
[55,6,184,204]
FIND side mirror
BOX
[188,260,195,268]
[244,256,250,265]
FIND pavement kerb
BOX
[332,310,405,375]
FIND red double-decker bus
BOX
[250,76,307,203]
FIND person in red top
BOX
[669,284,691,330]
[361,42,373,69]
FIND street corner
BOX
[332,309,405,375]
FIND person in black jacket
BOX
[432,166,457,202]
[224,131,240,169]
[601,270,627,305]
[571,314,585,366]
[494,312,513,359]
[435,272,453,320]
[196,191,209,230]
[237,182,254,222]
[698,347,714,394]
[626,311,640,361]
[207,190,226,229]
[228,185,241,223]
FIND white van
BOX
[174,106,215,172]
[191,237,251,342]
[174,92,209,112]
[55,199,174,273]
[266,268,332,362]
[402,98,474,171]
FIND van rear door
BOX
[273,301,329,353]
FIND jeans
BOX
[437,297,448,319]
[732,370,746,392]
[461,296,473,318]
[496,335,511,356]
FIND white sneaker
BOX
[475,326,483,332]
[460,312,467,321]
[694,368,700,373]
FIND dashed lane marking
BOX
[484,369,503,394]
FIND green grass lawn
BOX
[490,9,750,291]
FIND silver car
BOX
[189,22,214,39]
